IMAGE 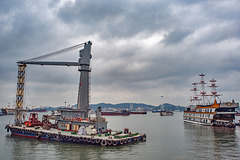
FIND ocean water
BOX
[0,112,240,160]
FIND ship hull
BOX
[130,111,147,114]
[101,112,130,116]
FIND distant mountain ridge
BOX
[43,103,186,112]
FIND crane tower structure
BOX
[15,41,92,125]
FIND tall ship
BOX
[183,74,239,127]
[5,41,146,146]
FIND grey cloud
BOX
[57,0,173,38]
[162,29,193,45]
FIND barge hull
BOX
[6,125,146,146]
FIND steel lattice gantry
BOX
[15,64,26,125]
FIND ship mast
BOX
[208,78,220,102]
[199,73,207,105]
[190,82,201,105]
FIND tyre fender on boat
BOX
[124,138,128,144]
[120,140,124,145]
[101,140,107,146]
[68,136,73,141]
[6,126,10,132]
[133,137,137,141]
[79,137,83,142]
[36,132,41,139]
[65,136,69,141]
[142,134,146,140]
[52,133,57,138]
[83,137,87,142]
[72,137,76,142]
[76,137,81,142]
[107,140,113,146]
[86,138,91,143]
[113,140,118,146]
[95,138,101,144]
[91,138,96,144]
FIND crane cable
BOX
[24,42,86,62]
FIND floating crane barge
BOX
[5,41,146,146]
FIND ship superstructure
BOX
[5,41,146,146]
[183,74,238,127]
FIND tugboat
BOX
[5,41,146,146]
[183,74,239,127]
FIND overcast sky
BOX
[1,0,240,108]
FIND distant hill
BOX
[45,103,186,112]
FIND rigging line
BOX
[24,42,86,62]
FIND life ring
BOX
[107,140,113,146]
[95,139,101,144]
[91,138,96,144]
[227,102,231,106]
[101,140,107,146]
[120,140,124,145]
[113,140,118,146]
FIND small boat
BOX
[160,111,174,116]
[101,110,130,116]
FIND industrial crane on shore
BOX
[15,41,92,125]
